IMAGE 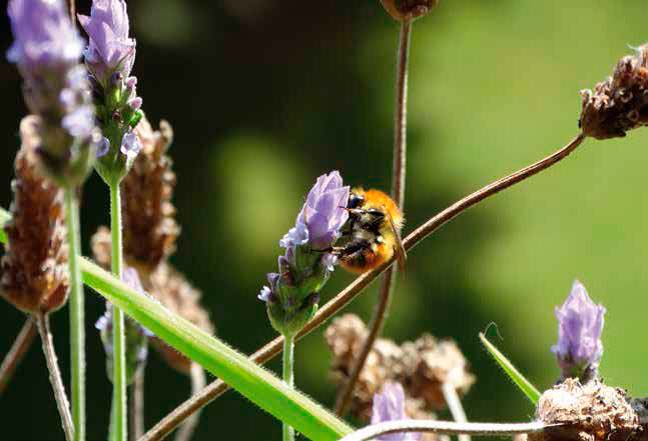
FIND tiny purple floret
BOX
[120,130,140,157]
[551,280,606,377]
[371,383,421,441]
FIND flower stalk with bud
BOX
[259,171,350,441]
[7,1,103,438]
[77,0,142,438]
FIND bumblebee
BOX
[331,188,406,274]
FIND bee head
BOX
[348,192,365,209]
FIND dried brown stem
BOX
[442,382,471,441]
[131,369,146,440]
[140,133,586,441]
[36,313,75,441]
[174,363,206,441]
[334,18,412,417]
[0,317,37,395]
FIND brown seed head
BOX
[122,116,180,269]
[380,0,439,22]
[579,44,648,139]
[325,314,475,421]
[1,116,69,314]
[529,379,639,441]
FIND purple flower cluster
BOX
[259,171,349,336]
[371,383,421,441]
[7,0,100,184]
[96,267,152,383]
[552,280,606,381]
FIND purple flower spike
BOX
[78,0,136,85]
[371,383,421,441]
[7,0,83,71]
[551,280,606,380]
[298,171,350,250]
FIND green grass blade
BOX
[479,332,541,404]
[0,207,352,441]
[0,208,9,243]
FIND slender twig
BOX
[282,335,295,441]
[442,382,471,441]
[131,369,146,440]
[174,363,206,441]
[140,133,586,441]
[110,181,127,441]
[64,187,85,441]
[0,318,37,394]
[335,17,413,417]
[69,0,75,24]
[338,420,553,441]
[36,313,75,441]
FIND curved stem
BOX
[335,18,412,417]
[442,382,471,441]
[0,317,37,394]
[138,133,585,440]
[338,420,553,441]
[36,313,75,441]
[174,363,206,441]
[131,369,146,440]
[110,182,127,441]
[65,187,85,441]
[282,335,295,441]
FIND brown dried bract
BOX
[1,116,69,314]
[380,0,439,21]
[122,116,179,269]
[530,379,640,441]
[579,44,648,139]
[325,314,474,421]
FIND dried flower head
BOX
[372,383,422,441]
[325,314,475,420]
[78,0,136,87]
[121,116,179,269]
[529,379,639,441]
[96,266,153,384]
[579,44,648,139]
[1,119,69,314]
[552,280,606,382]
[260,171,349,337]
[7,0,100,185]
[380,0,439,22]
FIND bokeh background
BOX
[1,0,648,439]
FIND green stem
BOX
[64,187,85,441]
[282,335,295,441]
[110,182,127,441]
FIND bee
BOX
[330,188,406,274]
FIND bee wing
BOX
[386,211,407,272]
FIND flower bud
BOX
[1,124,69,314]
[380,0,439,22]
[551,280,606,382]
[259,171,349,337]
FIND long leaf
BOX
[0,207,352,441]
[479,332,541,404]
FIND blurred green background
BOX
[1,0,647,439]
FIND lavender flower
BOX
[7,0,99,185]
[371,383,421,441]
[97,267,152,384]
[551,280,606,381]
[78,0,136,86]
[260,171,350,336]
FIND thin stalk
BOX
[110,181,127,441]
[0,318,37,394]
[441,383,470,441]
[139,133,586,441]
[338,420,553,441]
[131,370,146,440]
[174,363,206,441]
[335,18,412,416]
[69,0,75,24]
[64,187,85,441]
[36,313,75,441]
[282,335,295,441]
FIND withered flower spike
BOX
[579,44,648,139]
[122,115,179,269]
[1,116,69,314]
